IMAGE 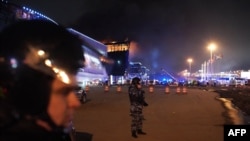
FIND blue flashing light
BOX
[21,6,58,24]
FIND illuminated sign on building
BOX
[105,41,130,76]
[106,41,129,52]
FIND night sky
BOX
[10,0,250,74]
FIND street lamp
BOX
[187,58,193,81]
[208,43,216,78]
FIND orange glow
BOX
[129,41,140,58]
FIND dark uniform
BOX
[0,101,71,141]
[128,77,148,138]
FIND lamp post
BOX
[208,43,216,79]
[187,58,193,82]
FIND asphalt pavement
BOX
[72,85,243,141]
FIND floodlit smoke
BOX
[9,0,250,74]
[129,41,140,59]
[151,48,160,69]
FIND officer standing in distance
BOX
[128,77,148,138]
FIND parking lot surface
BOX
[73,86,239,141]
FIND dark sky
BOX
[10,0,250,74]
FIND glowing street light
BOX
[187,58,193,81]
[208,43,216,78]
[208,43,216,62]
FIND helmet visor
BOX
[21,46,81,85]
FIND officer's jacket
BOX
[0,101,70,141]
[128,85,145,106]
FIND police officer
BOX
[128,77,148,138]
[0,19,85,141]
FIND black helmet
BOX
[0,19,85,115]
[131,77,141,85]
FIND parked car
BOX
[75,87,87,103]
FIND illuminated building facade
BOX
[68,29,108,87]
[127,62,150,84]
[105,41,129,85]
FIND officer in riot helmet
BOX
[0,19,85,141]
[128,77,148,138]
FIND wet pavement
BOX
[73,86,246,141]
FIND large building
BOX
[68,29,108,87]
[127,62,148,78]
[0,0,109,87]
[105,41,129,85]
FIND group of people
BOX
[0,19,148,141]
